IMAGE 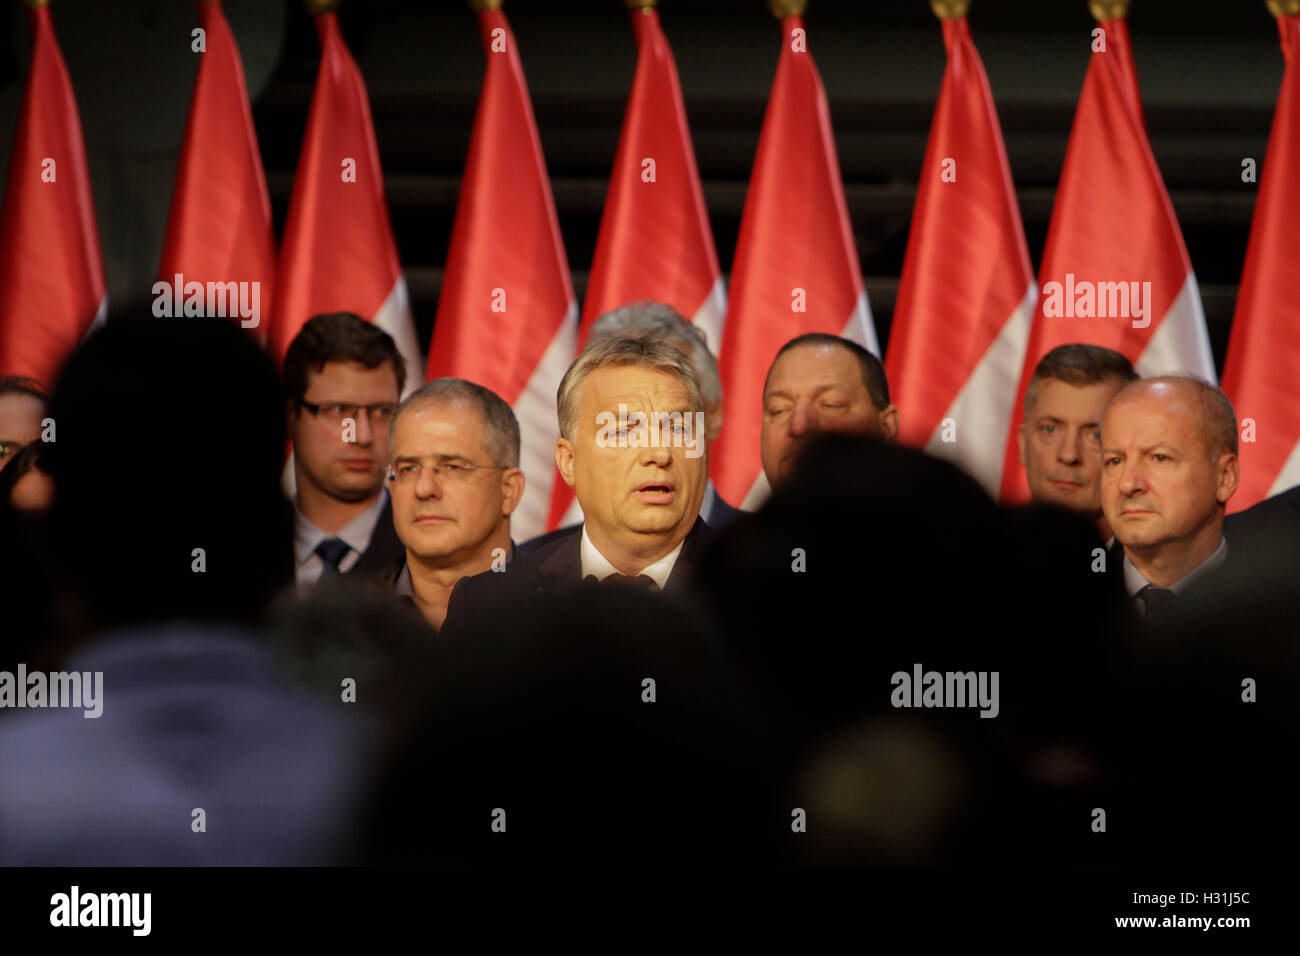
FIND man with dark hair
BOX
[1019,344,1138,542]
[0,376,47,474]
[284,312,408,585]
[1100,376,1238,623]
[760,333,897,488]
[384,379,525,629]
[0,317,365,865]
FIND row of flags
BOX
[1,0,1298,538]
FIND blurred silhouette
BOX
[0,316,368,865]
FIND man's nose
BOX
[789,403,815,438]
[415,466,443,499]
[350,410,374,445]
[1117,459,1146,495]
[641,441,673,467]
[1057,429,1082,465]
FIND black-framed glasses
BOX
[388,459,508,485]
[300,401,399,424]
[0,441,22,460]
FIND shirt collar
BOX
[1123,535,1228,598]
[294,486,389,565]
[580,525,683,590]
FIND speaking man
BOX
[1100,376,1239,623]
[285,313,407,585]
[760,333,898,489]
[441,336,712,638]
[1019,344,1138,543]
[384,379,524,629]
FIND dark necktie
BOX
[1138,584,1177,624]
[315,537,351,578]
[588,573,659,589]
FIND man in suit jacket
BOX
[443,336,713,638]
[284,313,408,585]
[1100,376,1240,626]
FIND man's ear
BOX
[555,437,577,488]
[500,467,526,517]
[879,404,900,443]
[1216,452,1239,504]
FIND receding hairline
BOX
[1104,377,1237,458]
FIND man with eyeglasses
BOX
[284,313,408,585]
[383,378,524,629]
[0,376,47,474]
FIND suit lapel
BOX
[536,527,583,588]
[664,519,714,593]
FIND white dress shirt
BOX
[580,525,683,589]
[294,487,390,586]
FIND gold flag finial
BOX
[471,0,503,10]
[931,0,970,18]
[626,0,658,10]
[1267,0,1300,16]
[768,0,807,18]
[1089,0,1128,20]
[22,0,51,8]
[305,0,340,14]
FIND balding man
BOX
[761,333,897,489]
[1100,376,1239,623]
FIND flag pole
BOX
[1089,0,1128,19]
[930,0,970,18]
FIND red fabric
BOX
[0,4,106,388]
[711,16,869,507]
[267,12,404,360]
[1220,15,1300,511]
[158,1,274,336]
[885,16,1033,458]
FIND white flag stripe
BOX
[924,282,1036,497]
[1267,440,1300,499]
[371,277,424,399]
[841,290,880,359]
[1134,272,1216,383]
[691,276,728,358]
[510,300,579,542]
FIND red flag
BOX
[712,12,878,511]
[1221,13,1300,510]
[0,1,106,387]
[998,14,1214,503]
[158,0,274,336]
[548,2,724,530]
[885,12,1035,497]
[425,5,576,542]
[268,8,422,390]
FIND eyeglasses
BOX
[300,401,399,424]
[0,441,21,460]
[388,460,508,485]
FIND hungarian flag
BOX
[548,0,724,530]
[268,5,422,391]
[1221,11,1300,511]
[885,9,1035,498]
[998,12,1214,503]
[711,10,879,511]
[158,0,274,336]
[425,3,577,543]
[0,0,106,388]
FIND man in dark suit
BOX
[1100,376,1239,626]
[283,313,407,585]
[442,336,713,638]
[1225,483,1300,587]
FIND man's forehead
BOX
[583,366,690,405]
[1035,377,1124,416]
[396,401,482,444]
[1102,394,1197,439]
[767,345,862,392]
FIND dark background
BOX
[0,0,1284,373]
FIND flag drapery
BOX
[885,7,1036,498]
[425,2,577,543]
[711,5,879,511]
[158,0,274,337]
[997,7,1215,503]
[1220,10,1300,511]
[548,0,724,530]
[267,4,422,392]
[0,0,106,388]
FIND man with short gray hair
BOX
[441,336,714,638]
[384,378,525,629]
[1100,376,1239,624]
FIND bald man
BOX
[1099,376,1239,623]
